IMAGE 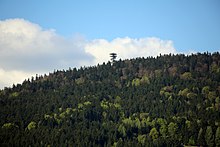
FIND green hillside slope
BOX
[0,52,220,146]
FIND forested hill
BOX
[0,52,220,146]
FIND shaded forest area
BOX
[0,52,220,146]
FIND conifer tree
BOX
[205,126,214,147]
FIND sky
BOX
[0,0,220,89]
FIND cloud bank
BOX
[0,18,176,89]
[85,37,176,64]
[0,18,93,72]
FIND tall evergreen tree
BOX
[215,127,220,147]
[205,126,214,147]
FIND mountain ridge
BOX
[0,52,220,146]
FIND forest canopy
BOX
[0,52,220,146]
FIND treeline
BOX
[0,52,220,146]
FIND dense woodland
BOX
[0,52,220,146]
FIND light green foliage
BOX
[140,75,150,84]
[139,113,149,120]
[205,126,214,147]
[113,103,121,109]
[9,92,19,98]
[149,127,159,141]
[211,63,220,73]
[145,116,152,126]
[216,97,220,110]
[216,97,220,103]
[168,122,178,138]
[102,112,107,119]
[115,96,121,103]
[215,127,220,147]
[126,81,131,87]
[157,118,167,138]
[44,114,53,120]
[160,90,165,96]
[197,128,204,145]
[132,78,141,86]
[197,103,202,110]
[134,118,141,129]
[78,103,84,109]
[172,116,177,121]
[12,92,19,97]
[141,117,152,127]
[114,80,122,88]
[44,114,62,124]
[140,119,146,128]
[146,116,151,122]
[131,75,150,86]
[197,119,202,126]
[185,120,191,129]
[100,100,109,109]
[157,118,167,126]
[55,107,77,121]
[2,123,18,129]
[165,92,172,98]
[178,88,190,97]
[59,112,66,119]
[155,69,162,77]
[66,108,72,115]
[207,91,216,101]
[2,123,13,128]
[202,86,210,95]
[206,106,215,111]
[187,92,197,99]
[163,86,173,92]
[113,142,117,147]
[100,100,121,110]
[75,77,85,84]
[151,119,156,127]
[137,134,146,145]
[83,101,92,106]
[160,124,167,138]
[122,118,133,127]
[113,138,123,147]
[160,86,172,93]
[27,121,37,130]
[181,72,192,80]
[118,124,126,137]
[120,111,125,118]
[122,116,146,129]
[215,121,219,126]
[168,96,172,101]
[160,86,174,98]
[188,136,195,145]
[54,114,61,124]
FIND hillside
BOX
[0,52,220,146]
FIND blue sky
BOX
[1,0,220,52]
[0,0,220,88]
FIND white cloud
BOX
[0,18,93,72]
[0,18,177,89]
[85,37,176,65]
[0,68,35,89]
[0,18,94,89]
